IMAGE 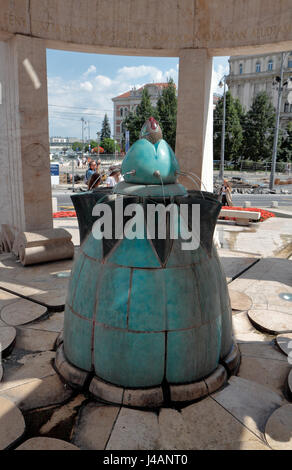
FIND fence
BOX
[213,160,291,175]
[57,154,124,183]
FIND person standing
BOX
[85,160,97,184]
[88,172,102,190]
[105,167,123,188]
[220,179,232,206]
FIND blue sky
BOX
[46,49,229,139]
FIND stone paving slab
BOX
[0,396,25,450]
[0,289,20,312]
[229,257,292,343]
[0,325,16,356]
[106,407,160,451]
[15,327,59,352]
[228,289,253,311]
[21,311,64,333]
[218,217,292,257]
[232,311,274,343]
[218,249,259,282]
[158,409,193,450]
[0,299,47,326]
[276,333,292,356]
[239,342,288,362]
[230,258,292,304]
[72,403,120,450]
[16,437,79,450]
[212,376,284,440]
[265,404,292,450]
[39,395,86,436]
[0,253,74,309]
[0,351,56,392]
[248,309,292,335]
[0,374,73,411]
[181,396,269,450]
[288,370,292,397]
[237,354,291,396]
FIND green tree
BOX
[242,92,276,161]
[156,78,177,150]
[123,87,158,144]
[279,121,292,162]
[213,91,243,164]
[234,98,246,127]
[72,141,83,151]
[101,138,120,154]
[100,114,111,140]
[84,140,98,152]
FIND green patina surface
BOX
[122,138,179,185]
[64,209,232,388]
[64,122,233,388]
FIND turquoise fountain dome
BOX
[55,117,239,408]
[122,138,179,185]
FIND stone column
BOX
[0,34,53,247]
[175,49,213,192]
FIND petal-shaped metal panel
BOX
[93,325,165,388]
[63,305,93,372]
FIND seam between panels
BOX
[91,263,106,370]
[67,304,223,332]
[70,255,86,307]
[126,268,133,329]
[163,267,168,382]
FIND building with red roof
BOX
[112,83,220,145]
[112,83,174,145]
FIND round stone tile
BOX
[54,330,64,349]
[248,309,292,335]
[229,289,252,312]
[1,299,47,326]
[0,325,16,356]
[288,369,292,397]
[265,404,292,450]
[0,397,25,450]
[16,437,79,450]
[0,289,20,308]
[276,333,292,356]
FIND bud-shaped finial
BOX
[139,117,162,144]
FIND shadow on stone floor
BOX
[0,320,291,450]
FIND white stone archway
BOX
[1,0,292,248]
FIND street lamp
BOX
[218,76,227,181]
[270,52,291,190]
[113,137,117,160]
[96,131,101,160]
[81,117,85,158]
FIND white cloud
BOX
[83,65,96,77]
[117,65,160,80]
[48,59,232,138]
[94,75,112,88]
[80,81,93,92]
[117,65,178,85]
[212,63,229,95]
[48,62,179,138]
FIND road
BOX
[52,189,292,211]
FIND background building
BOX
[112,83,220,145]
[49,137,79,154]
[227,52,292,128]
[112,83,173,145]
